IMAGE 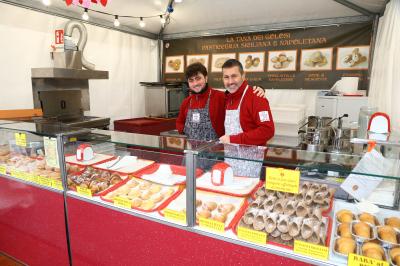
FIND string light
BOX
[139,17,146,28]
[113,15,120,27]
[160,15,166,24]
[42,0,51,6]
[82,8,89,20]
[175,0,183,3]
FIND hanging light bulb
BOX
[114,15,120,27]
[82,8,89,20]
[175,0,183,3]
[160,15,166,25]
[42,0,51,6]
[139,17,146,28]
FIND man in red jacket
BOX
[219,59,275,145]
[176,63,265,141]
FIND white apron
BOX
[224,85,265,178]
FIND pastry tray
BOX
[93,158,155,175]
[159,189,248,230]
[100,176,183,213]
[132,163,203,186]
[231,208,332,249]
[65,153,115,166]
[67,169,129,196]
[196,172,263,197]
[329,200,400,265]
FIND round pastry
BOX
[394,255,400,266]
[197,209,211,219]
[203,201,217,211]
[110,174,122,185]
[386,217,400,229]
[378,226,398,244]
[337,209,354,223]
[149,184,162,194]
[362,242,384,256]
[140,190,152,200]
[359,213,378,225]
[212,213,227,223]
[354,222,371,239]
[196,199,202,207]
[127,189,140,199]
[364,248,384,260]
[390,247,400,261]
[140,200,155,210]
[127,179,139,188]
[338,223,352,238]
[139,180,151,190]
[336,237,356,255]
[162,188,175,197]
[217,203,235,214]
[151,193,164,203]
[131,198,142,208]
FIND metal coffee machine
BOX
[299,114,354,153]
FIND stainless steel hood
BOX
[31,68,108,79]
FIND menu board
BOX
[163,22,372,90]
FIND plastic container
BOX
[357,106,378,138]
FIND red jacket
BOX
[176,86,226,137]
[225,80,275,145]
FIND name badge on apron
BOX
[192,113,200,123]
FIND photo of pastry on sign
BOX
[267,50,297,72]
[337,46,369,70]
[186,54,209,69]
[238,52,265,72]
[211,53,236,72]
[165,55,184,73]
[300,48,333,71]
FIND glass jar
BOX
[357,106,378,138]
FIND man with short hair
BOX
[219,59,274,178]
[219,59,275,145]
[176,62,265,141]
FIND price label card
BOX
[38,176,52,187]
[11,169,23,180]
[164,209,186,224]
[348,253,389,266]
[43,137,60,168]
[0,165,6,175]
[69,137,77,142]
[24,172,34,182]
[76,186,93,198]
[293,240,329,261]
[32,175,40,184]
[15,133,27,147]
[237,226,267,245]
[266,167,300,194]
[113,197,132,209]
[52,180,63,191]
[199,217,225,233]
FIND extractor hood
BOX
[31,68,108,79]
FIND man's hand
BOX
[219,135,231,144]
[252,86,265,97]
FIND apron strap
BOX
[237,85,249,110]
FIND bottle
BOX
[357,106,378,138]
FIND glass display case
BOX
[1,121,399,266]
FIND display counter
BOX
[0,121,399,265]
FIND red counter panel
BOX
[0,176,70,266]
[67,196,309,266]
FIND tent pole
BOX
[367,15,380,96]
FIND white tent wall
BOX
[0,3,158,127]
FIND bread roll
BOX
[336,237,356,255]
[337,209,354,223]
[354,222,371,238]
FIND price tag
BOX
[0,165,6,175]
[293,240,329,261]
[11,169,23,179]
[266,167,300,194]
[164,209,186,223]
[76,186,93,198]
[348,253,389,266]
[52,180,63,191]
[32,175,40,184]
[237,226,267,245]
[199,217,225,233]
[69,137,77,142]
[113,196,132,209]
[15,133,27,147]
[24,172,34,182]
[38,176,52,187]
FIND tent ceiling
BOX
[2,0,388,39]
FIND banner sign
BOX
[163,22,372,90]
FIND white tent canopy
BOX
[2,0,388,38]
